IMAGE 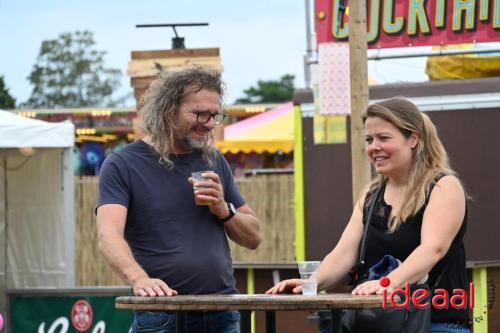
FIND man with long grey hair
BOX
[96,66,262,333]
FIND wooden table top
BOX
[116,293,385,311]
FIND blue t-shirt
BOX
[97,139,245,295]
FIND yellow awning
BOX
[216,102,294,154]
[426,44,500,80]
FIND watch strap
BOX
[220,202,236,223]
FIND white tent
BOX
[0,110,75,310]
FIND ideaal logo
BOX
[380,277,474,309]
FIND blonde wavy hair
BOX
[137,66,224,169]
[363,97,457,232]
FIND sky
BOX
[0,0,430,108]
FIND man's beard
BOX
[175,127,216,166]
[182,136,207,151]
[179,126,214,152]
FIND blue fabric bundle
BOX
[367,254,401,281]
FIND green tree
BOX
[24,30,122,108]
[0,75,16,109]
[235,74,295,104]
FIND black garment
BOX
[97,139,245,295]
[362,176,469,325]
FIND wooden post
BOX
[349,0,372,204]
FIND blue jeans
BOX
[430,322,470,333]
[132,310,240,333]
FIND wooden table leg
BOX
[330,309,342,333]
[240,311,251,333]
[265,311,276,333]
[176,311,187,333]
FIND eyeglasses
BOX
[194,111,226,125]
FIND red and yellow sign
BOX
[315,0,500,48]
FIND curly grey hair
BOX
[138,66,224,168]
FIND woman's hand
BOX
[351,279,394,295]
[265,279,303,294]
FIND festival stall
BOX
[217,102,294,154]
[0,110,75,312]
[216,102,294,174]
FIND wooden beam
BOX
[349,0,372,204]
[130,76,157,89]
[131,48,219,60]
[133,88,147,102]
[128,58,223,78]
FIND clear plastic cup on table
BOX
[297,261,321,295]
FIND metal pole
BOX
[176,312,187,333]
[3,158,8,302]
[368,47,500,60]
[240,311,252,333]
[63,149,75,287]
[330,309,343,333]
[265,311,276,333]
[349,0,372,204]
[304,0,313,88]
[135,23,209,28]
[304,47,500,64]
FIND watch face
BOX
[228,202,236,215]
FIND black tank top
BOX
[362,176,470,325]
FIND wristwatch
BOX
[220,202,236,224]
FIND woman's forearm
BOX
[317,249,357,291]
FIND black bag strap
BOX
[357,186,383,271]
[431,261,449,289]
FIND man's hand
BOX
[132,277,178,297]
[188,173,262,249]
[189,172,228,219]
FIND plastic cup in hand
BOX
[191,171,213,205]
[297,261,321,295]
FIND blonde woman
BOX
[267,97,469,332]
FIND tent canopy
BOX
[216,102,294,154]
[0,110,75,312]
[0,110,74,148]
